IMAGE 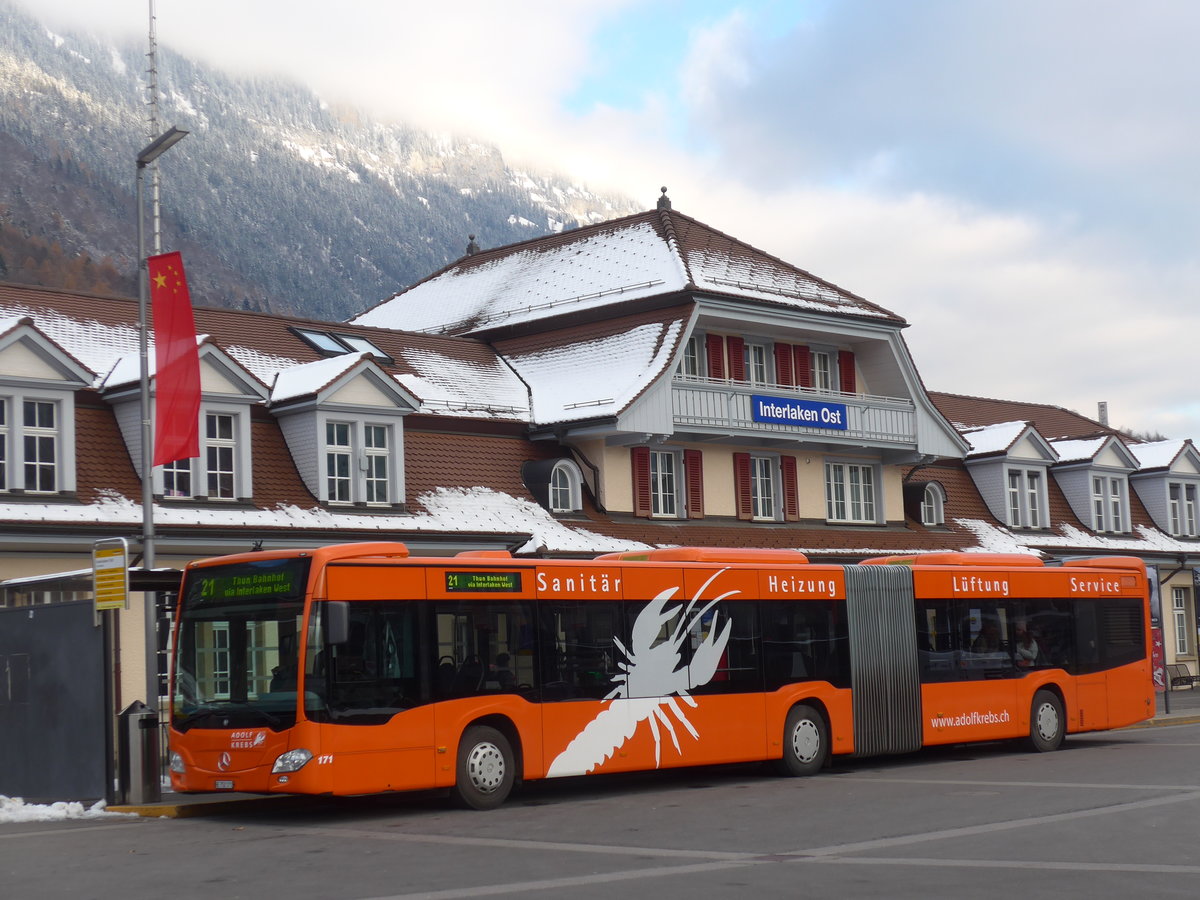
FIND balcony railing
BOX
[671,375,917,446]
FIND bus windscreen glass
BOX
[172,557,311,732]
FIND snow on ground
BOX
[0,795,131,822]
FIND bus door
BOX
[915,597,1020,745]
[309,600,441,796]
[845,566,923,757]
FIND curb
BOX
[109,794,309,818]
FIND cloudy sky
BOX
[21,0,1200,440]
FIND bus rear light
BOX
[272,749,313,773]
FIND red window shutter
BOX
[684,449,704,519]
[733,452,753,521]
[726,336,746,382]
[838,350,857,394]
[631,446,652,518]
[773,343,794,386]
[794,345,812,389]
[705,334,726,380]
[781,456,799,522]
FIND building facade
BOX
[0,204,1195,707]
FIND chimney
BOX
[1097,401,1109,426]
[465,234,480,256]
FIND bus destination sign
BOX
[445,571,522,593]
[188,558,309,604]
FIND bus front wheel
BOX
[451,725,515,810]
[1028,690,1065,752]
[776,704,828,776]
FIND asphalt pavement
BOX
[109,687,1200,819]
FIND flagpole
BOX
[136,125,187,714]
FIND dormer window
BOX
[921,483,945,526]
[549,460,583,513]
[1169,483,1199,537]
[1007,467,1046,529]
[1092,475,1128,533]
[323,419,395,505]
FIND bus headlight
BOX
[272,749,313,773]
[169,752,186,774]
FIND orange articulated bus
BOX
[167,543,1154,809]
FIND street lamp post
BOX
[136,125,187,713]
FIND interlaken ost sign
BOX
[751,394,848,430]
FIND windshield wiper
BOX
[227,700,282,728]
[174,705,224,730]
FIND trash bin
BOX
[117,700,161,805]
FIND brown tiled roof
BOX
[0,281,512,395]
[929,391,1118,440]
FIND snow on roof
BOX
[1048,436,1107,463]
[0,486,645,555]
[270,352,371,403]
[955,517,1200,556]
[506,319,684,423]
[395,348,530,419]
[686,246,879,315]
[354,220,688,334]
[0,302,136,386]
[1130,440,1187,470]
[962,421,1029,456]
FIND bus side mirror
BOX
[326,601,350,645]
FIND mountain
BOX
[0,1,639,319]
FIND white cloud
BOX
[15,0,1200,439]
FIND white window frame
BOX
[650,449,681,518]
[825,461,877,523]
[746,343,769,386]
[1168,482,1199,537]
[1006,467,1047,529]
[549,459,583,513]
[812,351,833,392]
[749,454,780,521]
[921,483,945,526]
[162,457,192,498]
[153,403,254,501]
[21,399,59,494]
[1173,587,1192,657]
[677,336,702,378]
[205,411,238,499]
[315,416,398,506]
[325,421,353,503]
[1091,475,1127,533]
[364,424,390,504]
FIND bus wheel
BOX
[451,725,514,810]
[776,704,828,776]
[1028,690,1065,752]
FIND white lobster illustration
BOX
[547,569,736,777]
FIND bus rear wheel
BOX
[776,704,828,776]
[1027,690,1065,752]
[451,725,515,810]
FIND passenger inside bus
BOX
[1014,624,1040,667]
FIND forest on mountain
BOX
[0,1,638,319]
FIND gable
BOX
[0,339,68,381]
[328,373,402,407]
[1010,433,1053,462]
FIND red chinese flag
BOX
[147,251,201,467]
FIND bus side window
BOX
[540,602,622,700]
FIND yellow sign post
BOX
[93,538,129,619]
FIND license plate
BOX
[214,780,234,790]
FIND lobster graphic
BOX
[547,569,736,777]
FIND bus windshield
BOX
[172,556,311,732]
